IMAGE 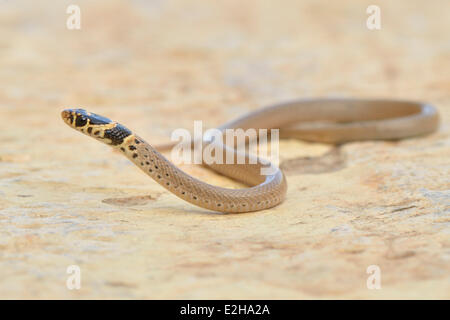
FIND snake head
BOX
[61,108,132,146]
[62,108,111,127]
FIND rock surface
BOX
[0,0,448,299]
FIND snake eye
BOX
[75,116,88,127]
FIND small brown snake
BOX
[62,99,439,213]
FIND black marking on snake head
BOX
[88,113,112,125]
[104,124,132,146]
[73,109,112,125]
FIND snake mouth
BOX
[61,109,75,125]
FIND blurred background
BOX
[0,0,448,299]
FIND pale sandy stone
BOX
[0,0,448,299]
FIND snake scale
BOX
[62,99,439,213]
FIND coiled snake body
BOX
[62,99,439,213]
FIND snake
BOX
[61,99,439,213]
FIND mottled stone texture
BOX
[0,0,448,299]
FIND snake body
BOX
[62,99,439,213]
